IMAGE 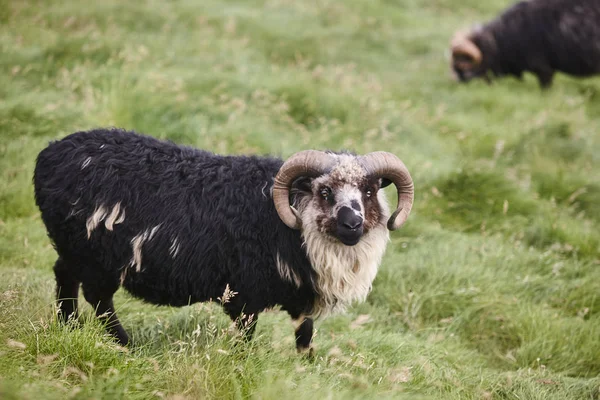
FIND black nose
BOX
[338,207,363,230]
[336,207,364,246]
[343,218,362,230]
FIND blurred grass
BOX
[1,0,599,398]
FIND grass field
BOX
[1,0,600,398]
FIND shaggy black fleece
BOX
[34,128,317,347]
[468,0,600,87]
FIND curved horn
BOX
[451,33,482,65]
[273,150,335,230]
[360,152,414,231]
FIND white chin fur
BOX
[301,191,390,318]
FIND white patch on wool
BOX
[276,252,302,288]
[129,233,147,273]
[67,208,84,219]
[86,203,125,236]
[81,157,92,169]
[129,225,161,272]
[99,144,106,149]
[300,190,390,318]
[261,181,269,199]
[104,202,124,231]
[86,205,107,238]
[169,237,180,259]
[114,208,126,225]
[67,200,82,219]
[148,224,161,241]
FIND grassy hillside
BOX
[1,0,599,398]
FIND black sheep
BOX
[451,0,600,88]
[34,128,414,352]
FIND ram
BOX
[34,128,413,352]
[450,0,600,88]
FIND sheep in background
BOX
[34,128,414,353]
[451,0,600,88]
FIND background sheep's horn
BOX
[273,150,335,229]
[360,152,414,231]
[451,34,482,64]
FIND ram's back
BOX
[33,129,288,304]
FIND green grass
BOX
[1,0,599,398]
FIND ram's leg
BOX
[54,257,80,323]
[82,283,129,345]
[533,67,554,89]
[292,315,314,356]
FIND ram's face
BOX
[452,53,483,82]
[450,31,485,83]
[452,54,482,82]
[293,156,389,246]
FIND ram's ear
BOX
[380,178,393,188]
[291,177,313,193]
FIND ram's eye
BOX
[365,189,372,198]
[320,188,331,199]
